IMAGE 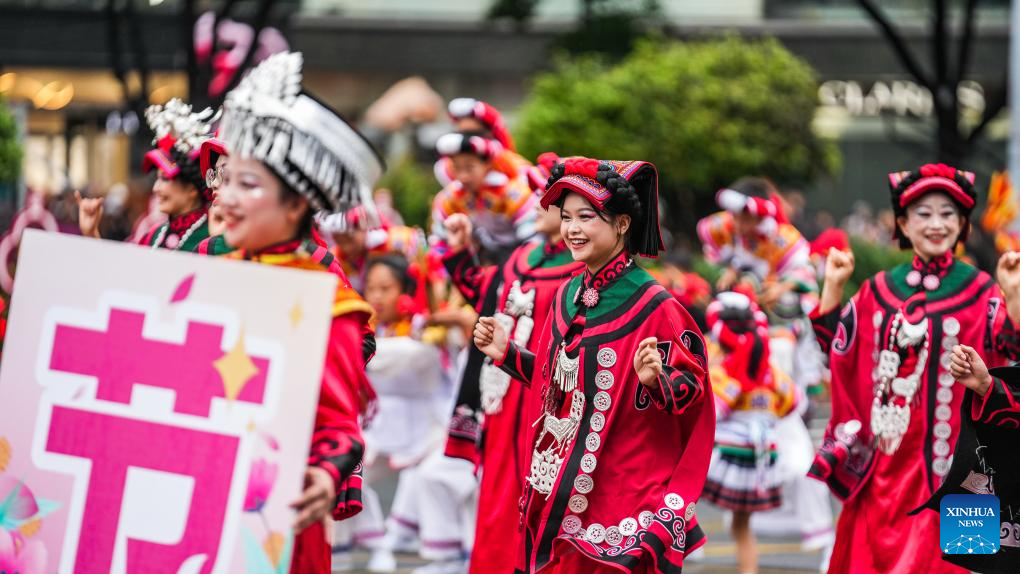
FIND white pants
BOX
[388,450,478,561]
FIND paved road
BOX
[335,501,830,573]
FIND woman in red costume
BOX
[809,163,1020,573]
[216,51,385,574]
[441,153,584,574]
[474,158,715,573]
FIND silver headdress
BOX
[220,51,384,216]
[144,98,219,156]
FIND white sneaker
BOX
[367,549,398,572]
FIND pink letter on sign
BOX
[49,308,269,416]
[45,405,239,573]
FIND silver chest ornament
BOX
[529,390,586,496]
[871,311,929,455]
[479,280,537,414]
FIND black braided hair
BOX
[168,147,210,201]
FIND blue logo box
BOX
[940,494,1000,555]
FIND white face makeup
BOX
[217,156,306,252]
[896,191,964,260]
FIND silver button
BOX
[595,370,614,390]
[939,373,955,388]
[685,502,697,521]
[935,404,952,422]
[580,453,598,473]
[568,494,589,514]
[594,391,612,412]
[940,352,953,370]
[943,317,961,337]
[934,439,951,458]
[941,336,959,352]
[933,457,950,477]
[597,348,617,368]
[562,514,582,534]
[638,511,655,528]
[619,517,638,536]
[936,387,954,404]
[665,493,685,510]
[605,526,623,546]
[590,412,606,432]
[586,523,606,544]
[873,311,884,328]
[574,474,594,494]
[585,432,601,452]
[933,421,952,440]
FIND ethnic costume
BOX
[697,188,815,294]
[495,159,714,573]
[444,237,584,574]
[809,165,1020,574]
[914,366,1020,573]
[138,99,218,251]
[702,292,798,514]
[219,51,385,574]
[430,133,537,261]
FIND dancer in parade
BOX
[697,177,816,308]
[216,51,384,574]
[441,157,584,574]
[77,99,218,251]
[913,339,1020,573]
[810,164,1020,573]
[473,158,715,573]
[702,291,799,574]
[429,132,537,262]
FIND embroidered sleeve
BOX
[442,248,496,309]
[494,341,535,386]
[810,303,842,355]
[309,315,370,508]
[646,323,708,415]
[994,317,1020,362]
[971,377,1020,427]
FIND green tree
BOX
[0,96,22,183]
[515,36,841,237]
[377,154,436,229]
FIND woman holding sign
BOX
[473,158,715,573]
[809,164,1020,573]
[216,51,384,574]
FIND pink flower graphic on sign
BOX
[0,527,47,574]
[244,459,278,513]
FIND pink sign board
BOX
[0,230,338,573]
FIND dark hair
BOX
[547,161,643,245]
[279,183,315,239]
[168,147,209,200]
[365,254,416,295]
[728,176,780,199]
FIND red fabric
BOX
[465,243,584,574]
[289,521,330,574]
[563,157,600,180]
[815,268,1013,573]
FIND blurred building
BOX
[0,0,1011,215]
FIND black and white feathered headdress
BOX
[220,51,385,217]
